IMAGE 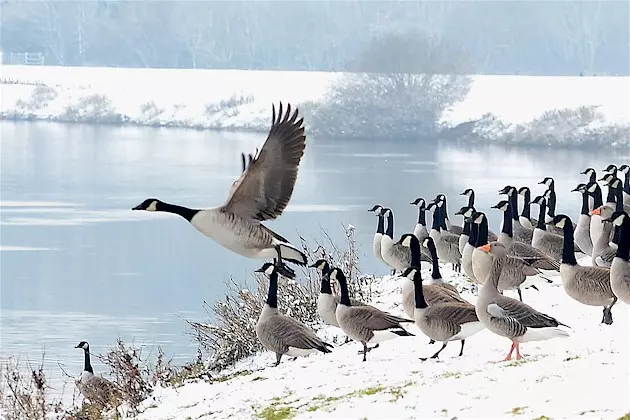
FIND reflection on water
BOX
[0,121,616,394]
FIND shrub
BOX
[205,93,255,120]
[15,85,58,114]
[60,94,124,124]
[139,100,165,123]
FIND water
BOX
[0,121,619,393]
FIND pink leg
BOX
[503,342,516,361]
[515,342,522,360]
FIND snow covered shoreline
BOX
[1,65,629,145]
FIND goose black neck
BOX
[624,172,630,194]
[320,272,332,294]
[158,202,200,222]
[521,190,531,219]
[439,205,448,230]
[589,172,597,184]
[427,240,441,279]
[468,220,478,246]
[616,221,630,261]
[266,272,279,308]
[547,189,557,217]
[413,276,429,309]
[501,208,513,237]
[605,185,616,205]
[410,239,421,267]
[535,200,547,230]
[467,192,475,208]
[614,187,624,212]
[561,221,577,265]
[338,278,351,306]
[509,193,519,221]
[385,212,394,238]
[416,208,426,225]
[462,219,471,235]
[580,191,589,215]
[376,215,384,235]
[475,218,489,247]
[83,349,94,374]
[431,208,441,231]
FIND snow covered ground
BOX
[134,262,629,420]
[1,65,628,132]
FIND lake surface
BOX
[0,121,621,393]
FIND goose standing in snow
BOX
[255,262,333,366]
[75,341,121,408]
[531,195,564,262]
[499,185,533,244]
[551,214,618,325]
[132,103,308,279]
[380,208,430,273]
[517,186,538,229]
[435,194,464,235]
[571,183,594,257]
[455,205,475,256]
[616,164,630,205]
[368,204,387,266]
[410,198,433,263]
[600,175,630,214]
[492,199,560,272]
[606,211,630,304]
[332,267,414,361]
[407,267,484,360]
[538,177,557,224]
[428,200,462,272]
[590,205,617,268]
[460,207,480,283]
[475,242,570,361]
[587,181,606,246]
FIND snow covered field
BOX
[1,65,629,133]
[134,262,629,420]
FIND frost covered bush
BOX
[188,226,374,371]
[15,85,58,114]
[60,94,124,124]
[204,93,255,120]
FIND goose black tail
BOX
[393,328,414,337]
[319,342,333,353]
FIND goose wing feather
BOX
[427,302,479,325]
[346,306,413,331]
[510,242,560,270]
[574,266,613,297]
[268,315,330,350]
[80,376,121,406]
[493,295,567,328]
[222,103,306,221]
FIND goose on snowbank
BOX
[75,341,121,408]
[132,103,308,279]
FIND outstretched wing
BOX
[222,103,306,221]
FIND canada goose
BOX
[397,234,465,320]
[602,164,618,177]
[255,262,333,366]
[460,207,480,283]
[551,215,618,325]
[435,194,464,235]
[617,164,630,205]
[571,183,594,256]
[587,181,605,246]
[543,188,576,237]
[380,208,430,273]
[75,341,121,408]
[368,204,387,266]
[581,167,598,185]
[531,195,564,262]
[475,242,570,361]
[517,186,538,229]
[428,200,462,271]
[600,175,630,214]
[491,200,560,272]
[471,211,548,301]
[460,188,475,208]
[590,205,617,268]
[332,267,414,361]
[499,185,533,244]
[538,177,556,224]
[421,237,463,295]
[455,205,475,256]
[605,211,630,304]
[406,267,484,360]
[132,103,308,279]
[410,198,433,262]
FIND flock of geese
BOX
[74,103,630,406]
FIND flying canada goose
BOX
[587,181,606,246]
[428,200,462,272]
[531,195,564,262]
[380,208,430,273]
[517,186,538,229]
[332,267,414,361]
[455,205,476,256]
[132,103,308,279]
[406,267,484,360]
[605,211,630,304]
[470,212,549,301]
[75,341,121,408]
[434,194,464,235]
[368,204,387,266]
[617,164,630,205]
[255,262,333,366]
[590,205,617,268]
[460,188,475,208]
[551,215,618,325]
[475,242,570,361]
[492,200,560,272]
[571,183,594,256]
[499,185,533,244]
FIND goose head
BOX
[132,198,162,212]
[460,188,474,198]
[254,262,277,276]
[410,198,426,208]
[610,178,623,191]
[309,259,330,275]
[586,182,599,194]
[603,164,618,175]
[382,208,392,218]
[477,241,508,257]
[455,205,475,218]
[550,214,574,230]
[403,267,422,285]
[581,167,596,177]
[602,211,629,226]
[329,267,347,286]
[517,186,530,197]
[491,200,510,212]
[75,341,90,351]
[591,205,615,219]
[422,237,435,250]
[433,196,445,208]
[465,211,485,225]
[619,164,629,175]
[368,204,384,215]
[543,188,553,200]
[598,173,616,186]
[531,195,546,206]
[538,177,555,188]
[498,185,515,196]
[396,233,419,249]
[426,201,437,212]
[571,183,587,193]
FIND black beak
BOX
[498,187,508,194]
[490,204,500,209]
[74,344,81,348]
[537,180,545,185]
[132,205,142,211]
[459,191,467,196]
[308,262,318,268]
[570,187,580,192]
[254,268,265,273]
[580,169,589,175]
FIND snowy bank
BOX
[1,65,629,147]
[135,263,629,420]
